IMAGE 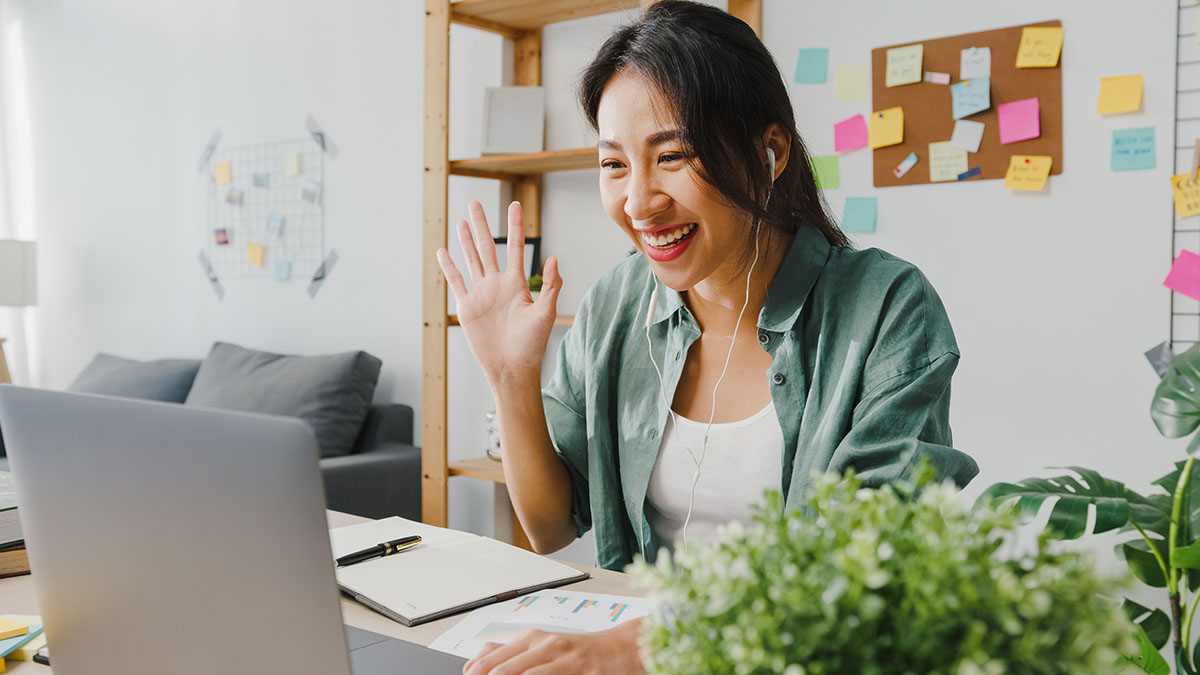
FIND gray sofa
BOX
[0,343,421,521]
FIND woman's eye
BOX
[601,160,624,170]
[659,153,686,163]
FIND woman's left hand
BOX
[462,618,645,674]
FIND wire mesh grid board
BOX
[204,138,325,280]
[1174,0,1199,349]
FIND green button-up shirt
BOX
[542,224,979,571]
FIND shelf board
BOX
[449,456,507,483]
[448,315,573,327]
[450,0,642,36]
[450,148,597,180]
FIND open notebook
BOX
[330,517,589,627]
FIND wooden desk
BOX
[0,510,637,673]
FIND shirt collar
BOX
[647,224,833,331]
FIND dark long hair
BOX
[579,0,849,257]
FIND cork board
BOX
[870,20,1063,187]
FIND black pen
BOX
[335,536,422,567]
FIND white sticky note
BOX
[929,142,968,183]
[950,119,985,153]
[960,46,991,80]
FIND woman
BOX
[438,2,978,673]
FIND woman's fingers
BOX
[468,201,501,274]
[436,248,468,300]
[536,255,562,313]
[456,219,486,282]
[506,201,524,278]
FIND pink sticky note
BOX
[1166,250,1200,302]
[834,115,869,153]
[997,97,1040,145]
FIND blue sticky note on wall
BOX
[842,197,877,233]
[795,49,829,84]
[274,259,292,281]
[950,77,990,119]
[1111,126,1156,171]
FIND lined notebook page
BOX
[331,518,586,622]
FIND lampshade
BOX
[0,240,36,306]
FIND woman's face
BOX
[596,72,749,292]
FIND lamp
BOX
[0,240,36,384]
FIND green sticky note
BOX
[842,197,877,233]
[795,48,829,84]
[810,155,839,190]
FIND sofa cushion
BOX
[68,354,202,403]
[184,342,381,458]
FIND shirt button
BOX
[772,372,785,385]
[758,331,769,345]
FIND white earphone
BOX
[766,146,776,181]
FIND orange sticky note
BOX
[868,107,904,149]
[1003,155,1052,190]
[1015,27,1063,68]
[1172,173,1200,218]
[247,243,266,268]
[1097,74,1143,114]
[214,161,232,185]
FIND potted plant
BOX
[628,464,1137,674]
[979,342,1200,674]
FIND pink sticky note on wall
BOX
[834,115,869,153]
[1165,250,1200,302]
[997,97,1040,145]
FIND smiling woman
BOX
[436,2,978,673]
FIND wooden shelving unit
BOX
[423,0,762,549]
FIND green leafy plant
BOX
[980,342,1200,674]
[628,466,1137,674]
[528,274,543,293]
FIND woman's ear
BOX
[762,123,791,182]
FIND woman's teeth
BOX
[644,223,696,248]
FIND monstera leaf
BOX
[1152,342,1200,455]
[977,467,1148,539]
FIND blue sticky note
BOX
[795,49,829,84]
[274,259,292,281]
[950,77,990,119]
[1111,126,1156,171]
[842,197,877,233]
[0,623,42,658]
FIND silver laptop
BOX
[0,385,466,675]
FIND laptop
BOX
[0,385,467,675]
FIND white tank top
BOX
[645,400,784,554]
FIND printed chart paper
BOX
[429,591,650,660]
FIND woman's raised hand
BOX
[436,201,562,388]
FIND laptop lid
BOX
[0,385,353,675]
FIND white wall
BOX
[0,0,1185,573]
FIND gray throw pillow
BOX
[184,342,381,458]
[68,354,202,403]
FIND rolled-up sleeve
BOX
[542,297,592,539]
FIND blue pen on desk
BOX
[334,536,421,567]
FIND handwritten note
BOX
[950,119,985,153]
[247,242,266,268]
[1015,27,1063,68]
[214,161,232,185]
[950,77,990,119]
[842,197,877,233]
[835,65,869,101]
[1097,74,1143,114]
[810,155,839,190]
[834,115,868,153]
[285,152,302,178]
[886,44,923,87]
[1004,156,1052,191]
[893,152,918,179]
[869,107,904,149]
[1165,250,1200,302]
[1111,127,1156,172]
[960,47,991,79]
[997,97,1040,145]
[928,142,968,183]
[1172,173,1200,218]
[794,49,829,84]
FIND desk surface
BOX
[0,510,635,673]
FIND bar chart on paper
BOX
[427,591,651,660]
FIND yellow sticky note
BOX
[868,107,904,149]
[928,142,967,183]
[0,617,27,640]
[835,65,869,102]
[1015,27,1063,68]
[247,242,265,268]
[886,44,923,87]
[1173,173,1200,218]
[10,633,46,661]
[284,152,302,178]
[214,161,232,185]
[1097,74,1143,114]
[1004,155,1053,190]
